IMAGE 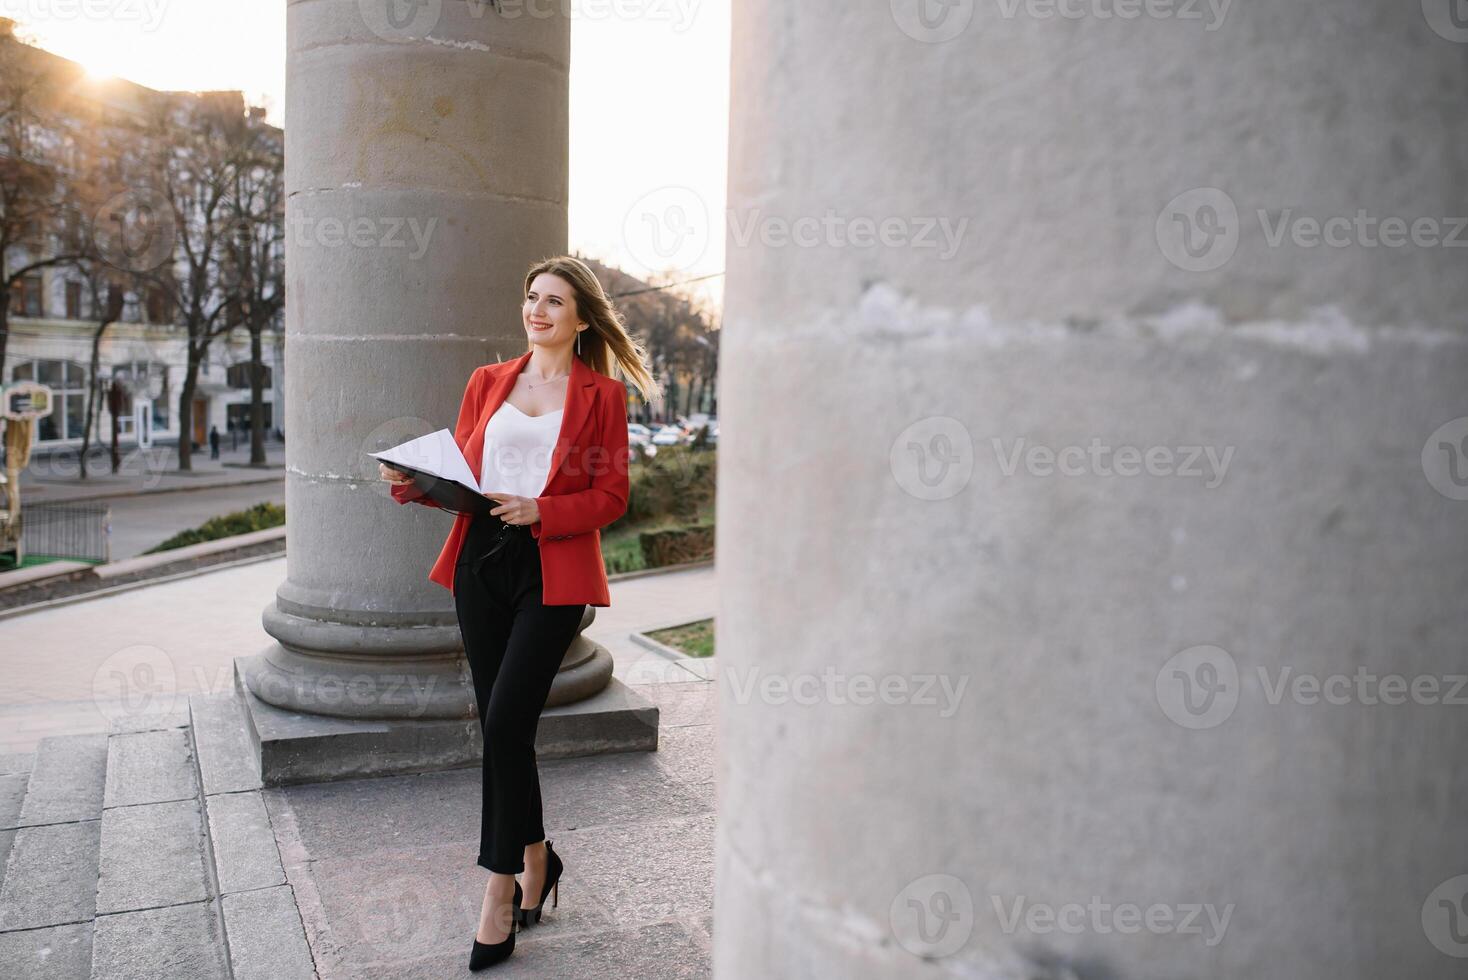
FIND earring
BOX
[576,329,581,356]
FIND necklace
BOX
[525,370,570,390]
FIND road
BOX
[101,481,286,559]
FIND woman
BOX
[379,256,659,970]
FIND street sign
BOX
[2,382,55,421]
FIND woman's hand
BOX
[483,492,540,526]
[379,462,413,485]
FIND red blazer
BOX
[390,349,630,606]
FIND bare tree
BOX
[77,273,124,479]
[220,114,284,467]
[0,20,102,385]
[127,93,265,471]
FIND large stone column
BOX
[718,3,1468,978]
[238,1,586,763]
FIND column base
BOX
[232,656,659,787]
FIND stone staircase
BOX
[0,695,317,979]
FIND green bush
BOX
[614,446,716,531]
[145,501,285,554]
[639,524,715,568]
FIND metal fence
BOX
[16,501,111,564]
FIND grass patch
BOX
[602,447,716,575]
[0,552,104,572]
[646,617,714,658]
[145,501,285,554]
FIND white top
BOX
[479,401,563,498]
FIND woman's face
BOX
[523,273,585,351]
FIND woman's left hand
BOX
[484,492,540,526]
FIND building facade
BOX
[0,21,284,457]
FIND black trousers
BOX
[453,515,586,874]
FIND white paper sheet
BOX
[367,428,481,492]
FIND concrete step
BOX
[0,710,318,979]
[221,884,316,980]
[0,812,102,933]
[102,728,198,809]
[190,693,263,797]
[0,736,108,972]
[15,734,108,827]
[91,900,228,980]
[96,798,211,915]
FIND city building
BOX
[0,19,284,458]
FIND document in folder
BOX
[367,429,498,516]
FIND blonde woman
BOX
[379,256,659,969]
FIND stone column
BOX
[241,2,570,736]
[718,3,1468,978]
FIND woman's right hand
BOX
[379,462,413,485]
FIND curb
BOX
[629,615,715,661]
[606,557,715,583]
[0,527,286,619]
[19,471,283,505]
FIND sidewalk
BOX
[0,560,719,978]
[9,440,285,504]
[0,556,717,754]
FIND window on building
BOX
[226,362,272,389]
[9,359,89,442]
[65,280,82,319]
[9,274,44,318]
[145,286,169,324]
[112,360,171,431]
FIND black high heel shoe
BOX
[469,879,522,971]
[516,840,563,927]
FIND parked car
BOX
[651,425,685,447]
[627,422,652,444]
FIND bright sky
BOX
[8,0,729,309]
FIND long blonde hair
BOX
[523,256,661,404]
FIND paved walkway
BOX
[0,560,719,978]
[0,556,717,755]
[10,441,285,504]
